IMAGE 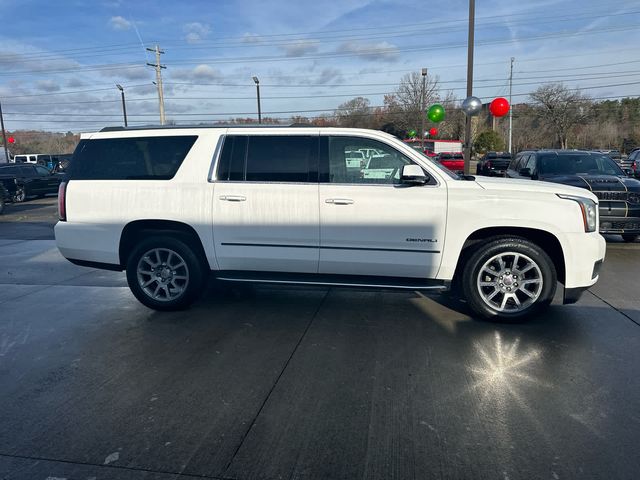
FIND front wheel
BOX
[461,237,557,321]
[126,236,206,311]
[621,234,639,243]
[13,185,26,203]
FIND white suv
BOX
[55,126,606,320]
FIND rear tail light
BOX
[58,181,67,221]
[632,161,637,172]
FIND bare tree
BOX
[393,72,440,135]
[335,97,372,128]
[529,83,591,149]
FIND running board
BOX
[214,271,449,291]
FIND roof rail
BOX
[99,123,315,132]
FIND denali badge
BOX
[406,238,438,243]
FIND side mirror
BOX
[401,164,429,185]
[519,167,532,177]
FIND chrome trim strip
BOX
[219,242,440,254]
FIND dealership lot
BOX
[0,198,639,480]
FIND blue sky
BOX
[0,0,639,131]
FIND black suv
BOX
[476,151,512,176]
[0,163,61,202]
[506,150,640,242]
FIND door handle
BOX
[325,198,354,205]
[219,195,246,202]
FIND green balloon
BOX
[408,129,417,138]
[427,104,446,123]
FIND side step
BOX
[214,271,449,291]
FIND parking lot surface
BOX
[1,198,639,479]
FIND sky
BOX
[0,0,639,132]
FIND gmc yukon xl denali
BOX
[55,126,606,321]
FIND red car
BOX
[436,152,464,173]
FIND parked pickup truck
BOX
[55,126,606,321]
[436,152,465,174]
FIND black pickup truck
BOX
[0,163,61,202]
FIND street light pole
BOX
[0,99,9,163]
[463,0,475,175]
[508,57,514,154]
[116,84,128,127]
[421,68,427,151]
[252,76,262,124]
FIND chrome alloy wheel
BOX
[476,252,543,313]
[136,248,189,302]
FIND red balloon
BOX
[7,136,15,144]
[489,97,510,117]
[429,127,438,137]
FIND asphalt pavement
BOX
[0,197,639,480]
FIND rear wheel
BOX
[126,236,206,311]
[622,234,639,243]
[461,237,557,321]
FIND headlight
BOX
[557,194,598,232]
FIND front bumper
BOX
[599,216,640,234]
[562,232,606,290]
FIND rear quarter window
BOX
[69,136,198,180]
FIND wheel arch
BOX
[453,226,566,285]
[119,219,209,269]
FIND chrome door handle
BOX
[219,195,246,202]
[325,198,354,205]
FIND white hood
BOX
[473,175,598,201]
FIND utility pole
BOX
[252,76,262,124]
[116,84,128,127]
[0,100,9,163]
[146,45,166,125]
[421,68,427,151]
[463,0,475,175]
[508,56,515,154]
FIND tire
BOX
[13,185,26,203]
[621,234,639,243]
[125,235,206,311]
[461,236,557,321]
[0,195,4,215]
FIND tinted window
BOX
[0,166,18,175]
[70,136,197,180]
[524,156,537,172]
[245,136,316,183]
[35,166,51,176]
[217,136,248,181]
[20,166,34,175]
[539,153,624,176]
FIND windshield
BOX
[538,153,625,176]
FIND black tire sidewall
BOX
[621,234,639,243]
[14,185,26,202]
[126,235,205,311]
[462,237,557,322]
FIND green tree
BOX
[474,130,505,153]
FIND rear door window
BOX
[218,135,317,183]
[70,136,198,180]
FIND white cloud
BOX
[171,64,221,82]
[282,40,319,57]
[35,79,61,92]
[109,16,132,31]
[339,41,399,62]
[184,22,211,44]
[242,33,262,44]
